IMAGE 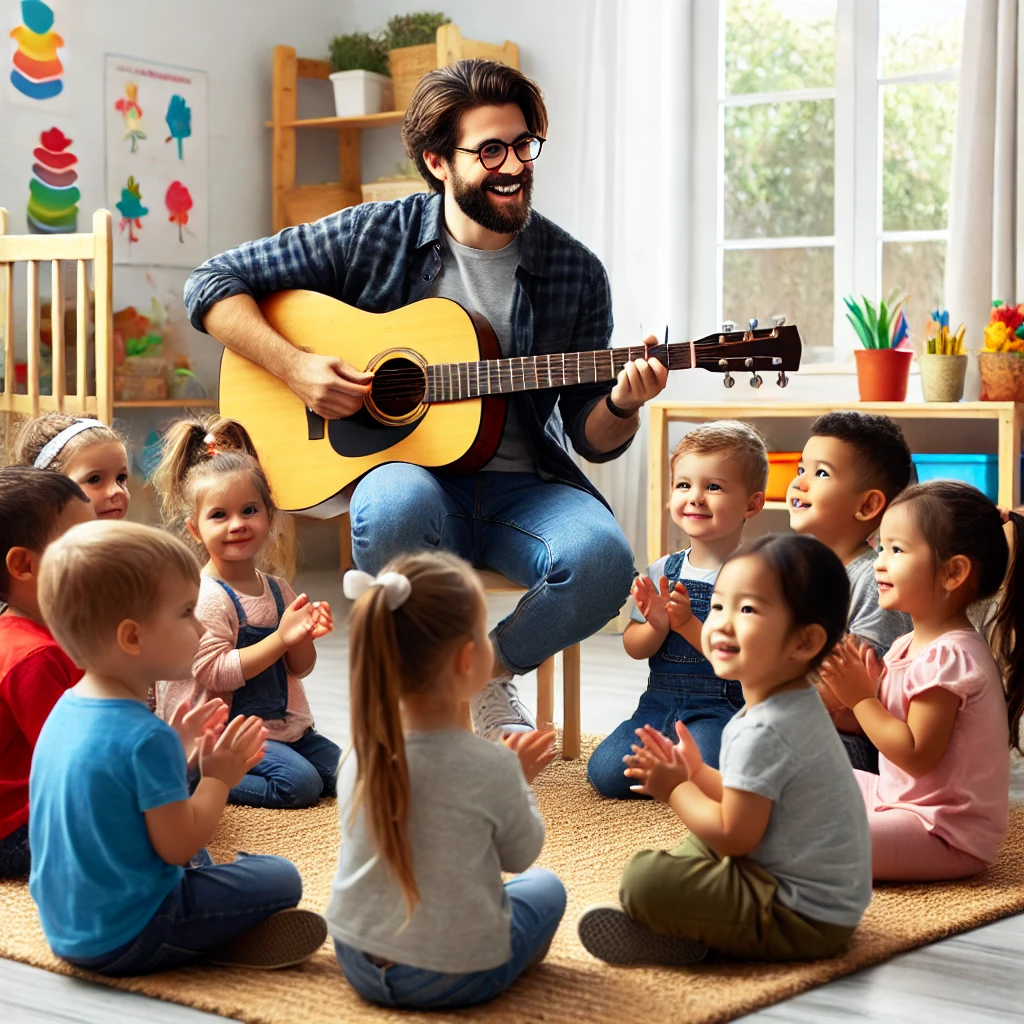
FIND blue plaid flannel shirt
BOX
[184,192,630,507]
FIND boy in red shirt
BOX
[1,467,94,876]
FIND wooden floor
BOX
[3,568,1023,1023]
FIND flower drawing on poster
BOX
[7,0,72,110]
[105,55,208,266]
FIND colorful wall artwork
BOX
[6,0,72,110]
[105,55,208,266]
[26,126,79,232]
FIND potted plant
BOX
[844,292,913,401]
[919,310,967,402]
[978,300,1024,400]
[385,12,450,111]
[328,32,392,117]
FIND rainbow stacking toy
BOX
[9,0,64,101]
[27,127,79,233]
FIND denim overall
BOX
[587,550,745,798]
[214,576,289,721]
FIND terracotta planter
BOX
[854,348,913,402]
[978,351,1024,401]
[919,353,967,403]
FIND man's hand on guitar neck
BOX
[204,294,372,419]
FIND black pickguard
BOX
[306,406,422,458]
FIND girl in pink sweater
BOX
[153,416,338,809]
[820,480,1023,881]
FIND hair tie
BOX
[203,432,221,458]
[33,418,105,469]
[343,569,412,611]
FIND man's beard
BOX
[450,164,533,235]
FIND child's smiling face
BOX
[669,451,761,542]
[63,441,130,520]
[189,471,270,566]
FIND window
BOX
[691,0,965,362]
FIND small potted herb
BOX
[328,32,393,117]
[385,12,450,110]
[844,291,913,401]
[920,310,967,402]
[979,300,1024,401]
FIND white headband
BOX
[343,569,412,611]
[33,418,106,469]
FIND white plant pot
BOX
[329,70,393,117]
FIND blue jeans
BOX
[229,729,341,809]
[587,678,745,799]
[0,823,30,878]
[350,468,634,674]
[334,868,566,1009]
[63,854,302,976]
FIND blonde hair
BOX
[38,520,200,666]
[151,414,295,579]
[348,551,484,918]
[13,412,125,473]
[670,420,769,494]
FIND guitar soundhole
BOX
[371,357,426,419]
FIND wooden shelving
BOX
[114,398,217,409]
[264,111,406,131]
[647,400,1024,564]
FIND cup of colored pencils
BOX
[920,310,968,402]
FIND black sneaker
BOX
[577,904,708,966]
[205,908,327,970]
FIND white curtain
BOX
[572,0,693,562]
[946,0,1023,398]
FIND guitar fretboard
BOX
[425,343,697,402]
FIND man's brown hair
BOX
[402,58,548,195]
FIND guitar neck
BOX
[426,343,694,402]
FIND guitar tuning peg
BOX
[772,314,787,327]
[718,358,735,388]
[750,372,763,389]
[748,318,759,331]
[721,320,736,334]
[777,370,789,388]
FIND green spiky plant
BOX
[329,32,391,76]
[385,12,450,49]
[843,290,910,350]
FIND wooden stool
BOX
[476,570,581,759]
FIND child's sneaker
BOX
[577,904,707,966]
[205,908,327,969]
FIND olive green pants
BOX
[619,833,855,961]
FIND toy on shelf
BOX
[113,300,167,401]
[979,300,1024,401]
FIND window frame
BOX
[690,0,960,365]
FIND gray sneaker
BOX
[470,671,536,740]
[577,904,708,966]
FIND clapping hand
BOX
[664,579,693,633]
[199,714,267,788]
[504,728,558,784]
[309,600,334,640]
[819,636,882,710]
[623,721,702,802]
[168,698,229,770]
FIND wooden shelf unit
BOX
[647,401,1024,565]
[113,398,218,409]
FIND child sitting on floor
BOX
[29,520,326,975]
[820,481,1021,881]
[578,534,871,965]
[14,412,131,520]
[587,421,767,797]
[788,411,913,773]
[152,416,339,809]
[328,552,565,1011]
[0,468,93,877]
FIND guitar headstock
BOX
[694,316,803,389]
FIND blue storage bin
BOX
[912,454,998,501]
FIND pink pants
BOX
[854,770,988,882]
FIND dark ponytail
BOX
[993,512,1024,751]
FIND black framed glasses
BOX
[452,135,545,171]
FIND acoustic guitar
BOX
[218,290,802,514]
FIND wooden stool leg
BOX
[562,643,581,759]
[536,656,555,730]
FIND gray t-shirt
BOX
[847,548,912,654]
[427,231,535,473]
[630,549,719,624]
[325,729,545,973]
[720,686,873,928]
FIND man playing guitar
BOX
[184,59,668,738]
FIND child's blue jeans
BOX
[587,678,745,799]
[62,853,301,976]
[334,868,566,1009]
[0,823,30,878]
[229,728,342,809]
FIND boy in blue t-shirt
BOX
[29,520,327,975]
[587,421,768,798]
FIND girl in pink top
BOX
[153,416,338,809]
[820,480,1023,881]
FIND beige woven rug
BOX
[3,735,1024,1024]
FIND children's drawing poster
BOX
[6,0,73,111]
[104,54,208,267]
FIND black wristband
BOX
[605,393,638,419]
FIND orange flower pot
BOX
[978,351,1024,401]
[854,348,913,402]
